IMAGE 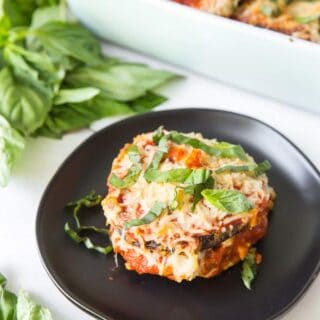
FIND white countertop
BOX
[1,44,320,320]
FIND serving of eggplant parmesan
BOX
[102,127,275,283]
[174,0,320,43]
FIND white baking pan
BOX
[67,0,320,114]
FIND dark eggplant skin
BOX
[199,223,247,250]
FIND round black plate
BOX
[36,109,320,320]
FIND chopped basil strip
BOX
[169,188,179,210]
[65,190,113,255]
[216,160,271,176]
[241,247,258,290]
[260,3,279,17]
[295,14,320,24]
[124,201,166,228]
[109,145,142,189]
[145,168,212,184]
[64,223,113,254]
[184,177,215,211]
[201,189,253,213]
[169,131,221,156]
[152,127,247,160]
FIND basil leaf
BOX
[295,14,320,24]
[145,168,212,184]
[213,142,247,160]
[16,290,53,320]
[216,160,271,176]
[33,21,102,64]
[66,63,177,101]
[109,145,142,189]
[184,176,215,211]
[169,131,221,156]
[54,87,100,105]
[0,68,51,135]
[130,91,168,113]
[34,95,133,139]
[124,201,166,228]
[241,247,258,290]
[201,189,253,213]
[169,188,179,210]
[0,115,25,187]
[0,273,17,320]
[65,190,113,254]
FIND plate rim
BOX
[35,107,320,320]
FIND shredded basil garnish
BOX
[144,168,212,184]
[65,190,113,254]
[201,189,253,213]
[216,160,271,176]
[241,247,258,290]
[260,3,279,17]
[109,144,142,189]
[295,14,320,24]
[124,201,166,228]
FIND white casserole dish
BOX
[67,0,320,114]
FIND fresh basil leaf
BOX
[0,114,25,187]
[169,131,221,156]
[216,160,271,176]
[0,68,52,135]
[144,168,212,184]
[54,87,100,105]
[184,176,215,211]
[34,95,133,138]
[241,247,258,290]
[0,273,17,320]
[66,63,177,101]
[16,290,53,320]
[124,201,166,228]
[295,14,320,24]
[65,190,113,254]
[145,135,168,174]
[213,142,247,160]
[31,2,68,29]
[109,145,142,189]
[130,91,168,113]
[33,21,102,64]
[201,189,253,213]
[169,188,179,210]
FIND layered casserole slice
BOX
[102,128,275,282]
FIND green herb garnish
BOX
[216,160,272,176]
[241,247,259,290]
[295,14,320,24]
[124,201,167,228]
[144,168,212,184]
[201,189,253,213]
[65,190,113,254]
[0,272,53,319]
[260,3,280,17]
[0,2,179,187]
[109,145,142,189]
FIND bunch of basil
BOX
[0,0,178,187]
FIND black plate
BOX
[36,109,320,320]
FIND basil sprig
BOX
[0,273,53,320]
[65,190,113,254]
[109,145,142,189]
[201,189,253,213]
[216,160,271,176]
[124,201,166,228]
[241,247,258,290]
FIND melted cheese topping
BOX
[102,130,275,282]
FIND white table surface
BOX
[1,43,320,320]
